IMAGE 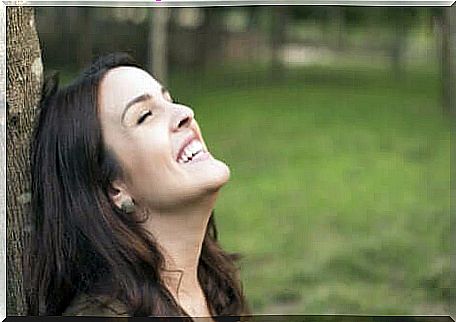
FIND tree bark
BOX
[6,6,42,315]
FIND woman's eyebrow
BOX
[121,93,153,122]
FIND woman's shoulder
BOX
[63,293,130,317]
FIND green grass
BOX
[169,63,452,315]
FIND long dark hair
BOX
[25,53,248,318]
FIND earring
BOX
[120,199,135,214]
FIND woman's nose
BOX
[172,104,194,131]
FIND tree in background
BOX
[270,6,288,79]
[6,6,43,315]
[148,8,170,86]
[440,6,455,118]
[199,7,225,70]
[386,7,418,80]
[76,7,93,69]
[330,6,346,51]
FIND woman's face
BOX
[98,66,230,212]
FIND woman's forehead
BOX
[99,66,161,113]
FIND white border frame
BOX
[1,1,454,321]
[2,0,455,5]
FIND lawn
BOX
[168,63,452,315]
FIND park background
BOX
[35,6,453,315]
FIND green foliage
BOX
[289,7,426,27]
[169,62,451,315]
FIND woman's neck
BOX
[141,192,219,306]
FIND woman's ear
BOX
[108,180,132,210]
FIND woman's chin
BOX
[183,156,230,193]
[180,152,230,181]
[142,158,230,212]
[206,158,231,190]
[192,158,230,192]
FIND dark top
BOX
[63,293,244,322]
[63,293,129,316]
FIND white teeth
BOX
[189,141,197,153]
[192,141,203,154]
[177,139,205,164]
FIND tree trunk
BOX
[148,8,170,86]
[0,5,5,320]
[391,14,407,80]
[199,7,224,70]
[441,6,455,118]
[77,7,93,69]
[6,6,42,315]
[270,6,287,80]
[331,6,346,51]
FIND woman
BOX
[25,53,249,320]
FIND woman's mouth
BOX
[176,138,208,164]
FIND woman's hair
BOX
[25,53,248,318]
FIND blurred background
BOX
[35,6,453,315]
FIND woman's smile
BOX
[176,139,207,164]
[174,126,212,165]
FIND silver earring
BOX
[120,199,135,214]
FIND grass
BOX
[168,62,452,315]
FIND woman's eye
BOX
[137,111,152,125]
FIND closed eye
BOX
[137,110,152,125]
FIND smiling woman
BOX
[25,53,249,321]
